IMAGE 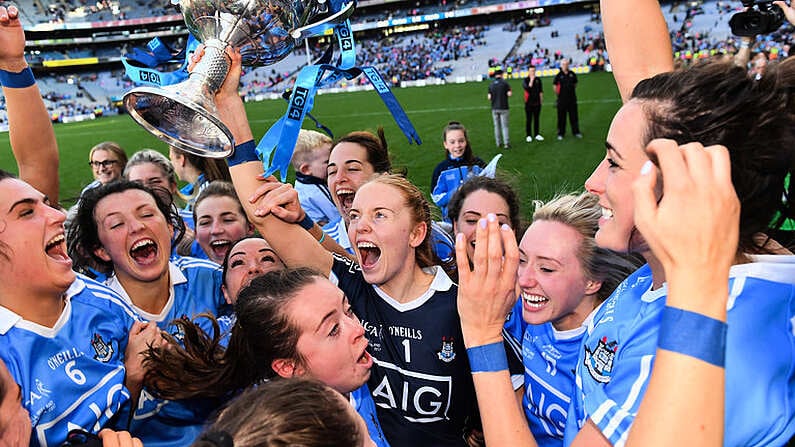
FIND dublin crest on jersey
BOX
[91,333,114,363]
[437,337,456,363]
[584,336,617,383]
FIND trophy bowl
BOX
[123,0,354,157]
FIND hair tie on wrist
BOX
[658,306,727,367]
[466,341,508,373]
[299,213,314,230]
[0,67,35,89]
[227,140,258,166]
[201,430,234,447]
[317,231,326,244]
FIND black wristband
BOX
[227,140,258,166]
[298,213,314,230]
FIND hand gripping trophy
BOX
[123,0,354,157]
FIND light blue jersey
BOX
[105,256,227,447]
[350,384,391,447]
[503,299,593,447]
[0,275,139,447]
[566,258,795,447]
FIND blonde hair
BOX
[89,141,127,166]
[291,129,332,171]
[532,192,640,302]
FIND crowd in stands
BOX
[12,0,795,122]
[356,25,486,84]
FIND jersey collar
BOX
[0,278,84,336]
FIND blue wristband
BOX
[658,306,727,367]
[0,67,35,89]
[466,342,508,373]
[299,213,314,230]
[227,140,259,167]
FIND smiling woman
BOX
[80,141,128,198]
[0,172,147,447]
[68,180,228,447]
[192,181,255,264]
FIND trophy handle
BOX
[289,1,355,40]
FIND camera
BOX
[730,0,786,37]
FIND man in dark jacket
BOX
[488,69,512,149]
[553,59,582,140]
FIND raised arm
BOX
[456,216,537,446]
[625,139,737,446]
[601,0,674,102]
[213,49,334,275]
[0,6,60,205]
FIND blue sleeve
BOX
[503,297,526,387]
[581,308,661,445]
[304,194,342,227]
[430,223,455,264]
[430,161,446,194]
[503,297,525,355]
[431,177,452,208]
[352,385,392,447]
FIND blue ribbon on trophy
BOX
[121,34,199,87]
[257,19,422,181]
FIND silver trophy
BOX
[123,0,354,157]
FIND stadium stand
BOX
[3,0,794,125]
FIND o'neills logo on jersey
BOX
[437,337,456,363]
[91,333,114,363]
[584,336,617,383]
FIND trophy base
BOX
[123,85,235,158]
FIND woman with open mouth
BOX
[455,0,795,446]
[0,10,156,446]
[504,192,639,447]
[446,175,522,271]
[206,48,478,447]
[192,181,256,265]
[143,268,388,447]
[320,129,456,264]
[69,180,229,447]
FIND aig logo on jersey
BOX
[584,336,617,383]
[91,333,114,363]
[437,337,456,363]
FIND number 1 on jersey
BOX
[401,339,411,363]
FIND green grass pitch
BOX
[0,71,622,220]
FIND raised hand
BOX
[773,1,795,26]
[0,6,27,72]
[249,175,306,223]
[455,214,519,348]
[124,321,164,396]
[633,139,739,314]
